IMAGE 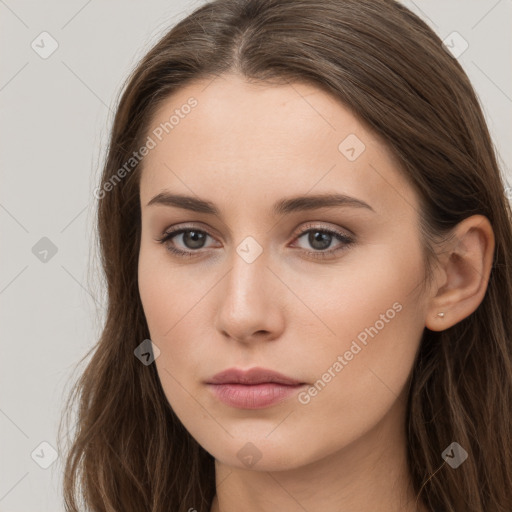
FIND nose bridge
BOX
[224,241,269,311]
[215,237,283,341]
[224,223,270,296]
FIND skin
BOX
[137,73,495,512]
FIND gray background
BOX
[1,1,510,510]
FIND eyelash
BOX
[155,223,354,260]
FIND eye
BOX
[291,223,354,259]
[156,227,216,258]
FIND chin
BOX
[207,436,319,472]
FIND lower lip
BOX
[207,383,305,409]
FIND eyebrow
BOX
[146,191,375,215]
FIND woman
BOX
[59,0,512,510]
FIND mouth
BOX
[205,366,307,409]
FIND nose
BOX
[214,248,286,345]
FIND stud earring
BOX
[437,312,445,318]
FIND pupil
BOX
[310,231,331,250]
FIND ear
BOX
[425,214,495,331]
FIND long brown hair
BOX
[58,0,512,510]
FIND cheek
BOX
[288,231,425,345]
[291,238,420,351]
[138,249,210,434]
[137,244,218,370]
[287,239,426,442]
[138,248,169,337]
[137,242,203,339]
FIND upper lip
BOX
[206,367,304,386]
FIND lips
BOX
[205,367,306,409]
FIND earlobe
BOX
[425,215,495,332]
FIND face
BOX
[138,73,430,471]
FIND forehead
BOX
[139,73,415,217]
